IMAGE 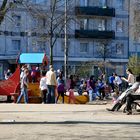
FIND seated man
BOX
[125,85,140,115]
[106,75,140,112]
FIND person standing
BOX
[108,73,115,92]
[97,79,105,100]
[56,72,65,103]
[17,69,29,104]
[31,66,37,83]
[46,65,57,103]
[69,75,75,90]
[87,75,96,102]
[121,68,135,88]
[113,73,122,94]
[39,71,47,104]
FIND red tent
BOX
[0,65,20,95]
[0,53,49,96]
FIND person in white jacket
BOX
[40,71,47,103]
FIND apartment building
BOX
[0,0,131,79]
[129,0,140,57]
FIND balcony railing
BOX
[75,29,115,39]
[75,6,115,17]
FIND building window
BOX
[39,18,46,28]
[42,18,46,27]
[36,41,46,52]
[12,40,20,51]
[33,0,46,4]
[80,43,88,53]
[116,21,124,32]
[96,42,110,57]
[116,65,124,76]
[80,19,88,30]
[12,15,21,27]
[117,0,124,9]
[98,19,106,31]
[80,0,88,6]
[99,0,107,8]
[116,43,124,55]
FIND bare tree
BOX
[96,41,112,73]
[23,0,74,65]
[128,55,140,75]
[0,0,22,24]
[74,59,115,79]
[129,0,140,75]
[130,0,140,41]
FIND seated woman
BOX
[106,75,140,112]
[78,80,88,95]
[97,79,105,100]
[125,84,140,115]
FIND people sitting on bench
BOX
[125,84,140,115]
[106,75,140,112]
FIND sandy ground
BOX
[0,102,140,140]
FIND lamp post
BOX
[64,0,68,81]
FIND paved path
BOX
[0,103,140,140]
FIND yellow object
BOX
[58,94,89,104]
[28,83,41,97]
[20,83,42,103]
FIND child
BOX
[39,71,47,103]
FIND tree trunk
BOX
[50,45,53,65]
[50,35,53,65]
[0,0,8,24]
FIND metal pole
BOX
[64,0,68,81]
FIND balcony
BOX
[75,29,115,39]
[75,6,115,17]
